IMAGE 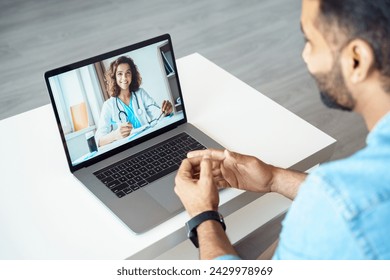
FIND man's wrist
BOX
[196,218,238,259]
[197,219,224,232]
[269,165,280,193]
[269,166,307,200]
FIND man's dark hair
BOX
[316,0,390,87]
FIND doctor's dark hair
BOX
[316,0,390,90]
[105,56,142,97]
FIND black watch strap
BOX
[186,210,226,248]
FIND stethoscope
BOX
[116,91,162,124]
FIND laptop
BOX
[44,34,224,233]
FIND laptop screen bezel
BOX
[44,34,188,173]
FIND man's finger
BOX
[183,156,202,166]
[199,157,213,184]
[176,158,195,180]
[187,149,226,160]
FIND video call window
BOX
[48,40,184,166]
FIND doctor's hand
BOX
[187,149,276,194]
[161,100,173,116]
[114,122,133,140]
[175,156,220,218]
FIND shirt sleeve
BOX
[213,254,242,260]
[272,173,364,260]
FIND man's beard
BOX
[319,91,352,111]
[312,58,356,112]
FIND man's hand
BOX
[174,156,219,217]
[188,149,307,200]
[187,149,275,193]
[175,154,240,259]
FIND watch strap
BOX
[186,210,226,248]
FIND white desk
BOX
[0,53,336,260]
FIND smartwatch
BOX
[186,210,226,248]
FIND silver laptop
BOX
[44,34,224,233]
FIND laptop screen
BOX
[45,35,186,170]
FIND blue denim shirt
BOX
[273,112,390,259]
[215,112,390,260]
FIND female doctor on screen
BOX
[95,56,173,147]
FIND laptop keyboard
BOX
[93,132,206,198]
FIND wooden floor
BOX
[0,0,368,258]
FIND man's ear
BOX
[342,39,375,84]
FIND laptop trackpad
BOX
[144,172,184,214]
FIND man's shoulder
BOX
[286,149,390,259]
[278,116,390,259]
[307,145,390,220]
[315,140,390,189]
